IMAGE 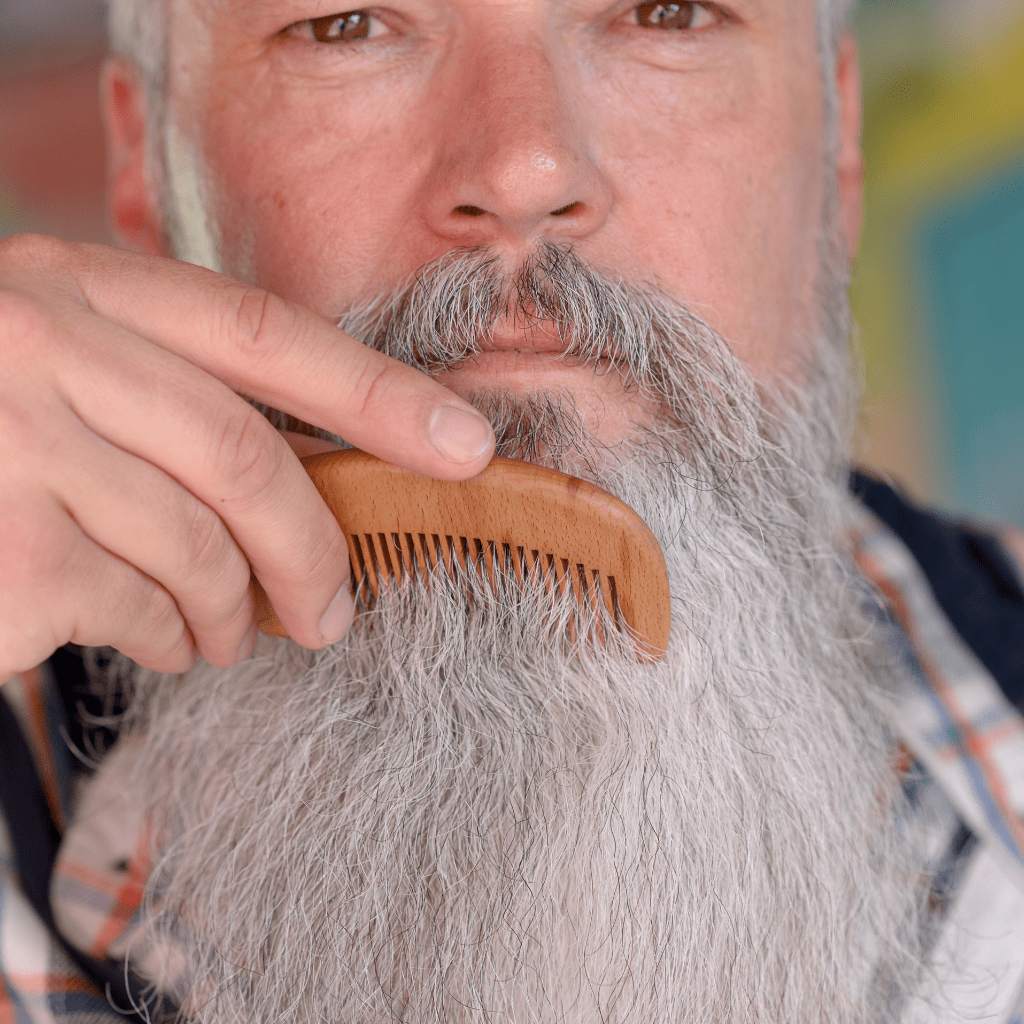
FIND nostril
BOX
[453,204,488,217]
[551,201,582,217]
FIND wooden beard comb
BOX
[256,449,671,662]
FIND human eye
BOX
[632,2,722,30]
[287,10,388,43]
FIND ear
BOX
[101,55,166,254]
[834,32,864,263]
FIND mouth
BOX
[433,318,612,392]
[433,350,614,396]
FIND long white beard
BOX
[96,302,928,1022]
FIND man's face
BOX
[156,0,855,421]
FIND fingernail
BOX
[237,623,258,662]
[318,585,355,644]
[428,406,493,465]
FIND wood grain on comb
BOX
[256,449,671,661]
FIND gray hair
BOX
[107,0,163,103]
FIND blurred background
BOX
[1,0,1023,524]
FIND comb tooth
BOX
[544,553,559,597]
[395,531,410,580]
[532,550,542,587]
[592,568,610,615]
[472,537,495,588]
[588,568,608,647]
[387,532,403,583]
[570,563,587,647]
[582,566,595,605]
[399,532,415,581]
[390,531,405,580]
[372,533,389,597]
[504,543,521,585]
[587,567,599,608]
[380,535,395,588]
[375,532,396,586]
[606,574,623,630]
[560,560,583,645]
[534,551,547,591]
[430,533,446,574]
[421,534,436,574]
[442,535,456,576]
[572,562,587,607]
[597,570,615,621]
[557,556,571,598]
[504,544,515,583]
[417,533,434,574]
[362,533,382,600]
[485,539,499,588]
[346,533,366,597]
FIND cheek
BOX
[195,74,436,309]
[595,53,826,373]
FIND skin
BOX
[0,0,863,680]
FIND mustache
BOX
[257,241,782,488]
[335,241,740,405]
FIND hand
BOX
[0,235,494,679]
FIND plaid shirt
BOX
[3,478,1024,1023]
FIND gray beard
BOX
[94,246,928,1023]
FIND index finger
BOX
[73,247,495,480]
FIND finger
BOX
[53,318,352,648]
[69,549,199,674]
[0,492,196,676]
[64,245,496,479]
[44,413,259,668]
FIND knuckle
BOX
[178,502,251,601]
[180,500,230,574]
[0,233,70,278]
[294,520,350,592]
[122,595,193,671]
[209,403,285,504]
[134,579,185,643]
[345,356,395,423]
[0,498,76,600]
[0,500,79,674]
[0,290,55,363]
[227,286,299,362]
[0,400,38,470]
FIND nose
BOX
[421,40,612,249]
